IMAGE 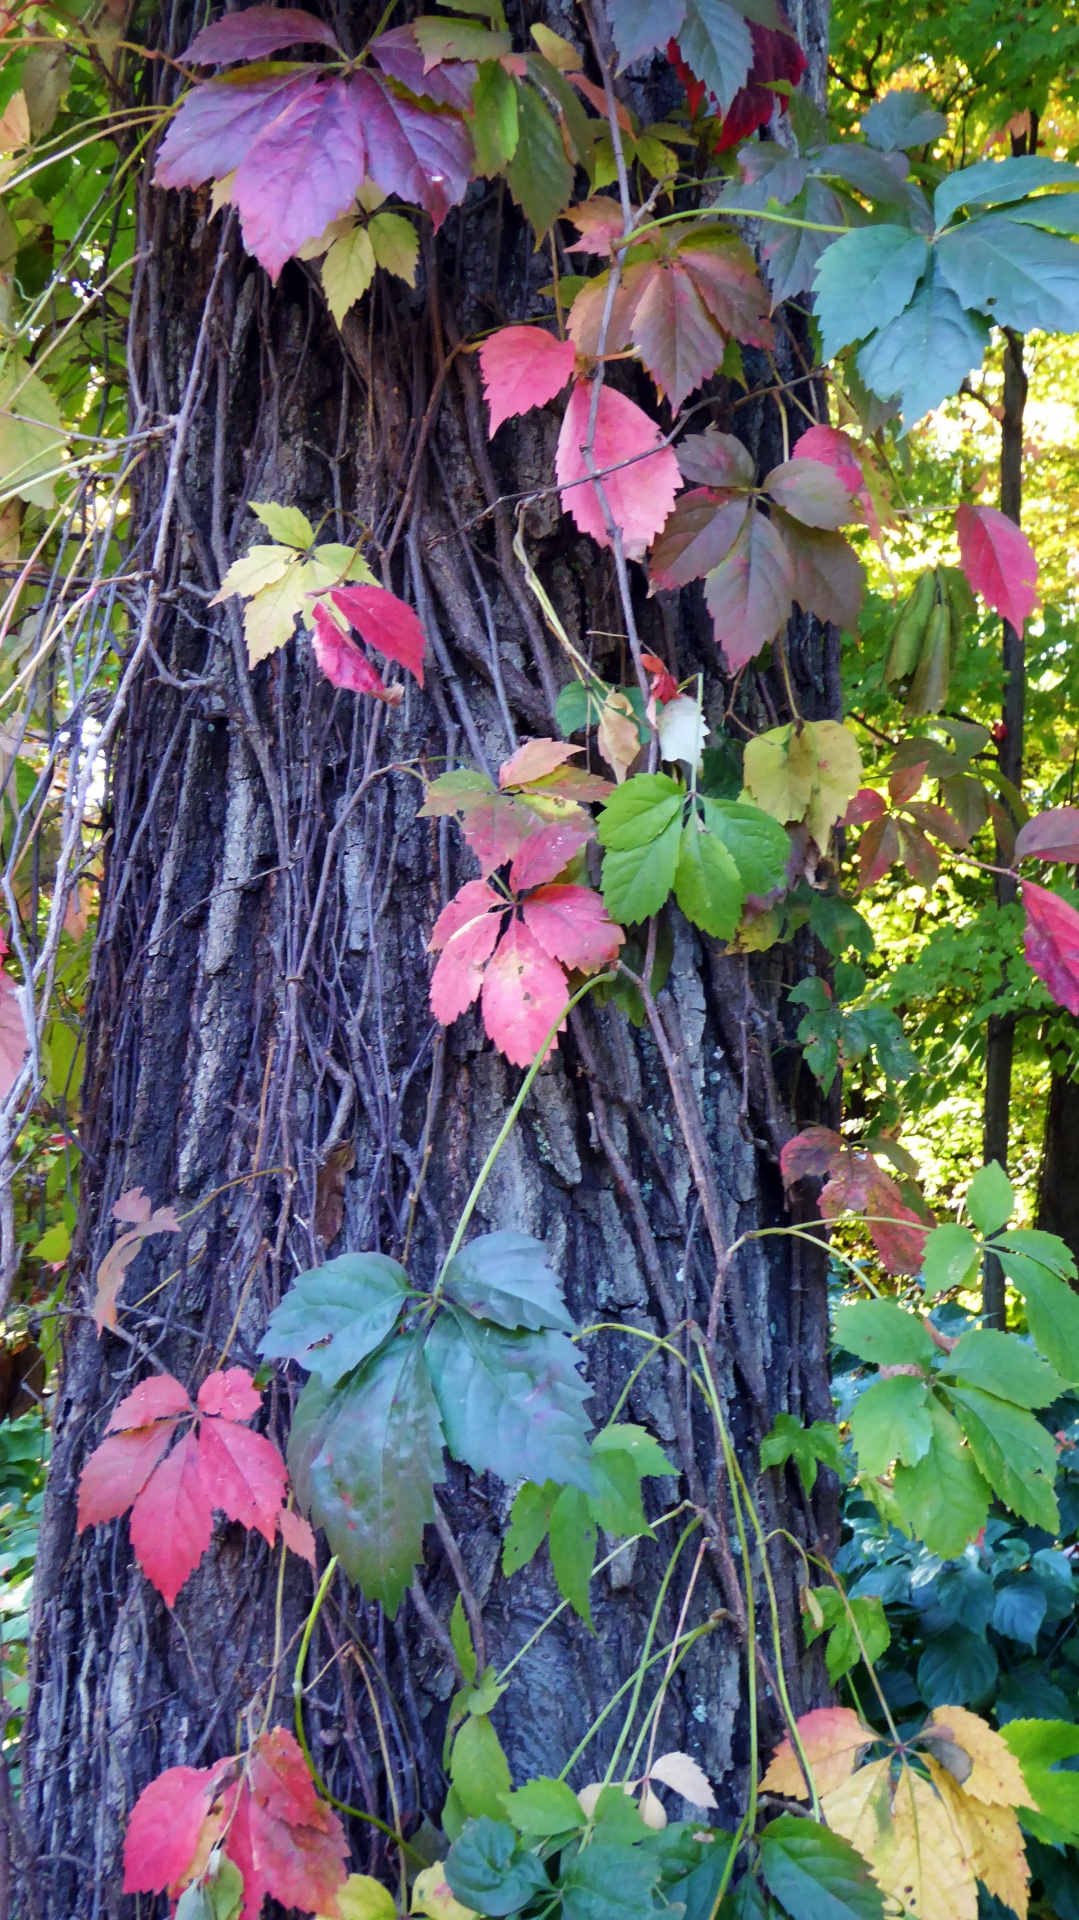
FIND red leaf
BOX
[1015,807,1079,864]
[461,793,540,876]
[565,196,625,253]
[239,1728,349,1920]
[820,1156,931,1276]
[429,895,505,1023]
[123,1763,225,1895]
[430,878,505,950]
[1023,881,1079,1015]
[370,25,477,110]
[630,261,728,410]
[556,382,682,561]
[107,1375,194,1433]
[479,327,577,437]
[232,75,367,281]
[956,503,1038,638]
[522,884,625,972]
[0,976,26,1101]
[154,74,310,192]
[888,761,928,807]
[357,70,472,229]
[843,788,887,827]
[197,1367,263,1422]
[329,584,426,685]
[197,1419,287,1544]
[310,603,400,701]
[185,6,341,64]
[704,508,793,671]
[509,823,592,891]
[500,737,582,789]
[779,1126,844,1185]
[129,1429,215,1607]
[279,1507,317,1566]
[77,1424,180,1530]
[858,813,900,888]
[480,918,569,1067]
[793,425,863,495]
[776,515,865,633]
[641,652,679,705]
[650,491,748,589]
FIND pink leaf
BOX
[185,6,341,64]
[793,425,863,494]
[956,503,1038,638]
[197,1367,263,1423]
[329,584,426,685]
[429,879,505,950]
[106,1375,194,1434]
[509,823,592,892]
[566,196,625,253]
[77,1425,180,1530]
[499,738,582,789]
[1015,808,1079,864]
[429,899,505,1023]
[522,884,625,972]
[279,1507,317,1565]
[764,457,855,531]
[1023,881,1079,1015]
[310,604,400,701]
[556,382,682,561]
[704,508,793,671]
[0,976,26,1101]
[357,70,472,229]
[461,794,540,876]
[480,919,569,1067]
[122,1764,223,1895]
[843,788,887,827]
[197,1419,287,1544]
[479,327,577,437]
[112,1186,154,1226]
[154,73,311,192]
[129,1429,215,1607]
[370,26,477,110]
[630,261,729,410]
[241,1729,349,1919]
[232,75,367,281]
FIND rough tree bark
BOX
[22,3,838,1912]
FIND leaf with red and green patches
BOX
[509,823,593,891]
[704,508,793,671]
[650,489,748,589]
[499,739,583,789]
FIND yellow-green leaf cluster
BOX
[211,502,376,667]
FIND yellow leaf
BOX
[319,1873,398,1920]
[820,1757,893,1860]
[804,719,863,846]
[322,222,376,326]
[411,1864,476,1920]
[296,213,354,261]
[210,170,236,217]
[0,357,65,507]
[0,90,29,151]
[597,688,640,783]
[530,21,579,67]
[241,556,312,665]
[762,1707,872,1801]
[357,179,388,213]
[925,1706,1032,1809]
[742,719,862,849]
[210,544,293,604]
[369,212,419,286]
[925,1758,1029,1920]
[881,1764,977,1920]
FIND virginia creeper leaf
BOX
[759,1813,885,1920]
[129,1428,215,1608]
[329,583,426,683]
[965,1159,1014,1235]
[650,491,749,590]
[444,1817,550,1916]
[479,326,576,436]
[555,381,682,562]
[506,80,573,233]
[522,884,625,972]
[549,1483,596,1626]
[77,1423,180,1530]
[154,74,311,193]
[232,76,368,281]
[921,1223,980,1299]
[811,226,930,361]
[425,1305,593,1492]
[1022,881,1079,1015]
[429,888,506,1024]
[850,1374,931,1476]
[451,1714,513,1821]
[260,1251,410,1385]
[942,1328,1064,1408]
[933,154,1079,230]
[677,0,754,113]
[106,1374,193,1432]
[123,1762,231,1896]
[185,7,341,64]
[311,604,398,699]
[855,268,990,427]
[938,214,1079,337]
[948,1384,1059,1533]
[508,823,592,891]
[1015,807,1079,863]
[442,1230,575,1334]
[196,1369,263,1421]
[862,89,946,153]
[955,502,1038,639]
[673,807,744,938]
[596,772,685,923]
[703,507,793,671]
[321,220,375,323]
[833,1299,933,1367]
[196,1419,289,1545]
[764,457,854,531]
[480,917,569,1066]
[892,1400,990,1561]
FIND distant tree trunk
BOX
[1037,1063,1079,1266]
[22,5,837,1914]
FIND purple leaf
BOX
[1015,808,1079,864]
[185,5,341,65]
[358,71,473,227]
[154,72,310,190]
[232,74,367,279]
[370,26,477,111]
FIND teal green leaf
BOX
[833,1300,934,1368]
[917,1627,999,1709]
[506,81,573,234]
[589,1447,650,1537]
[811,226,930,360]
[892,1399,989,1560]
[934,154,1079,229]
[965,1161,1015,1234]
[862,89,946,153]
[921,1223,980,1300]
[450,1593,477,1687]
[942,1328,1065,1408]
[676,0,753,114]
[425,1307,593,1491]
[451,1714,513,1821]
[284,1374,334,1516]
[472,59,519,175]
[947,1384,1059,1532]
[674,809,744,938]
[502,1479,559,1575]
[549,1483,596,1625]
[442,1230,574,1333]
[856,269,990,427]
[993,1574,1048,1647]
[560,1841,660,1920]
[500,1776,583,1837]
[850,1374,931,1477]
[592,1423,674,1476]
[1007,193,1079,236]
[259,1251,409,1385]
[758,1411,843,1494]
[444,1818,550,1916]
[938,214,1079,335]
[292,1332,445,1615]
[759,1814,885,1920]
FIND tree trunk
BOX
[1037,1064,1079,1267]
[21,6,837,1913]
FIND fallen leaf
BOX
[597,688,642,783]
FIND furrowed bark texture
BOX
[24,4,837,1911]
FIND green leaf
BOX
[451,1713,513,1821]
[856,266,990,427]
[259,1251,410,1385]
[598,774,685,852]
[758,1411,843,1495]
[549,1483,596,1625]
[250,500,315,548]
[1007,193,1079,236]
[965,1160,1015,1235]
[472,59,519,175]
[588,1447,650,1538]
[758,1814,885,1920]
[0,358,66,508]
[674,808,744,938]
[560,1841,660,1920]
[425,1307,594,1491]
[921,1223,981,1300]
[892,1399,989,1560]
[591,1784,649,1841]
[322,221,376,325]
[938,214,1079,336]
[850,1375,931,1476]
[947,1384,1059,1532]
[676,0,752,114]
[803,1587,890,1684]
[450,1593,477,1687]
[592,1423,674,1477]
[993,1233,1079,1381]
[502,1479,559,1575]
[1002,1720,1079,1844]
[289,1332,445,1615]
[934,154,1079,229]
[917,1627,999,1709]
[442,1230,575,1333]
[368,211,419,285]
[506,81,573,234]
[444,1818,550,1916]
[597,774,684,923]
[811,226,930,360]
[941,1328,1065,1408]
[832,1300,934,1368]
[702,798,791,896]
[500,1776,583,1837]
